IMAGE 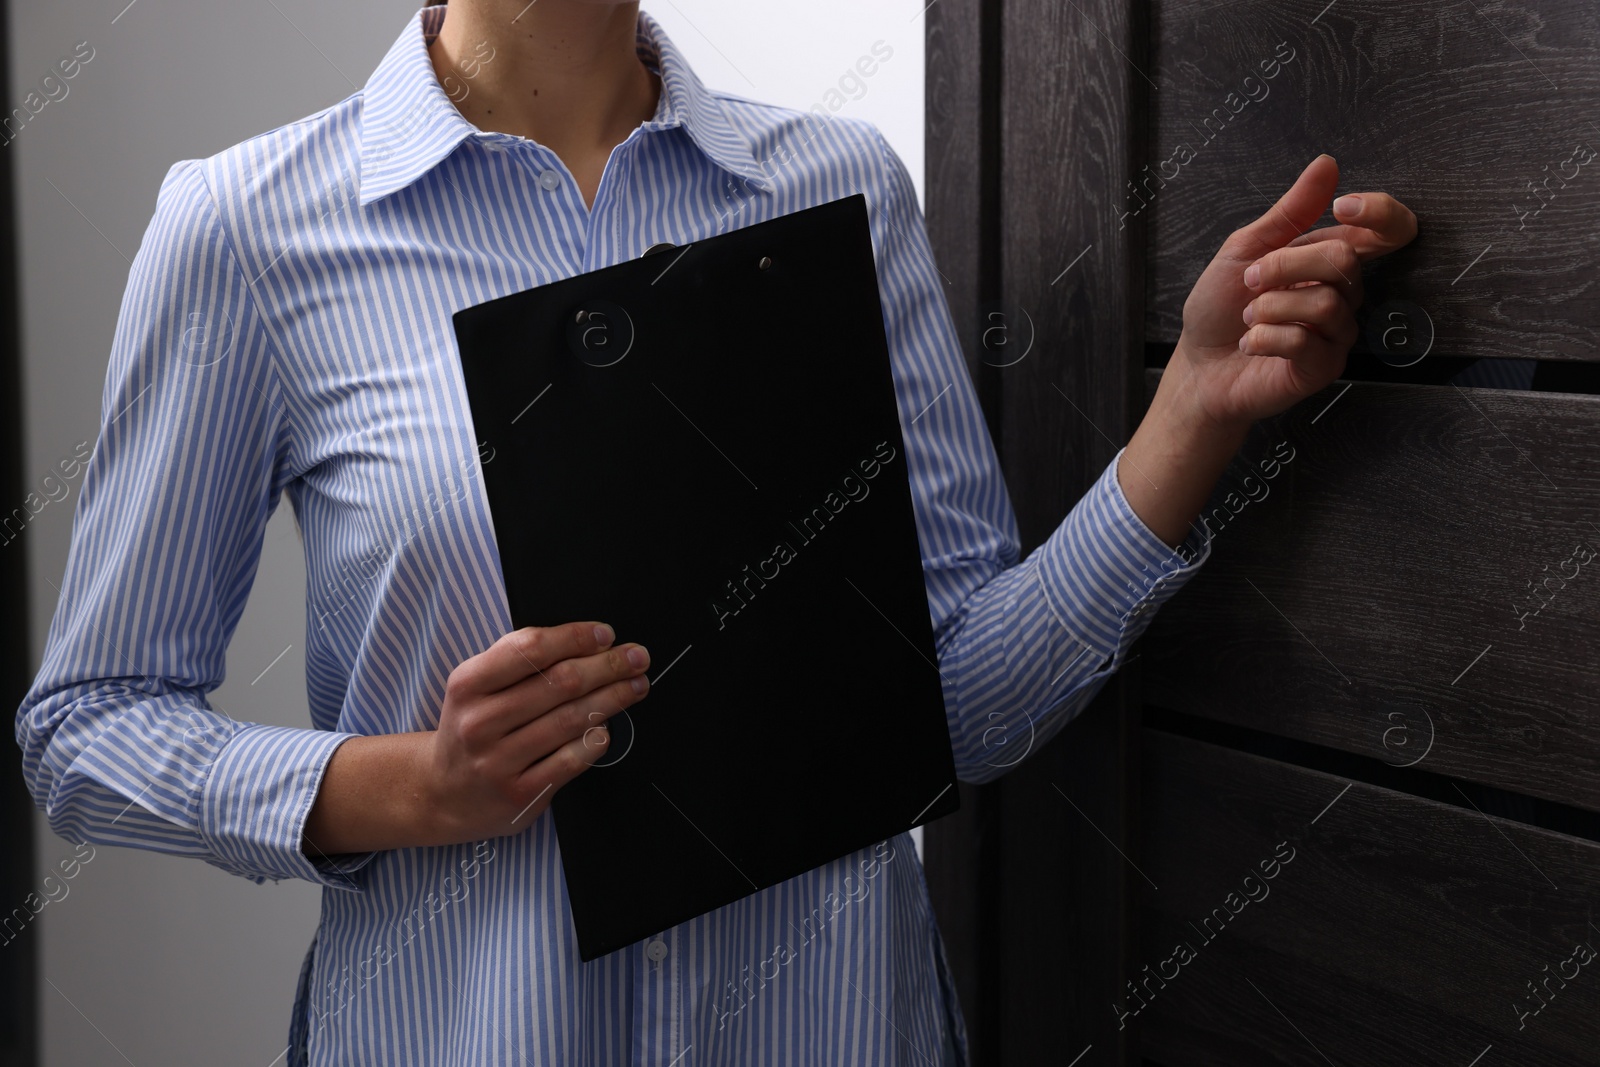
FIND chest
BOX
[259,137,800,612]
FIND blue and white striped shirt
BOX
[16,6,1207,1064]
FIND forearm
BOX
[1118,342,1253,548]
[302,732,445,858]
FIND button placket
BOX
[666,930,684,1067]
[635,929,683,1066]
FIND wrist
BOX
[1119,345,1254,550]
[303,731,453,856]
[1159,339,1254,450]
[406,731,461,848]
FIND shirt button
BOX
[645,939,668,962]
[537,170,562,191]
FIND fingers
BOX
[453,621,619,694]
[1243,284,1359,346]
[507,733,605,826]
[1327,192,1418,258]
[1290,192,1419,262]
[1227,154,1340,257]
[478,642,651,737]
[1245,241,1362,306]
[1238,322,1339,366]
[501,674,648,770]
[1331,192,1417,249]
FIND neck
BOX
[427,1,659,158]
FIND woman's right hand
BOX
[426,622,651,842]
[301,622,650,858]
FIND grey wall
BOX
[12,4,415,1063]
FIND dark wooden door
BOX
[922,2,1600,1065]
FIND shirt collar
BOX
[358,5,770,207]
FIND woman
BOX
[16,1,1416,1064]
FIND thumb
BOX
[1232,154,1340,255]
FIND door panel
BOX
[1145,0,1600,362]
[921,3,1600,1065]
[1143,369,1600,812]
[1140,730,1600,1067]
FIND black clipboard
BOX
[452,194,959,962]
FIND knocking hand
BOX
[1171,154,1419,432]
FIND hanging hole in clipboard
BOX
[567,300,634,367]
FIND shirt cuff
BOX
[1034,447,1210,666]
[197,724,374,890]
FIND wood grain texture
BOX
[1140,368,1600,812]
[1137,730,1600,1067]
[995,0,1149,1062]
[995,681,1140,1064]
[921,2,1001,1061]
[919,781,996,1065]
[1143,0,1600,360]
[925,0,999,428]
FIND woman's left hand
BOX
[1170,153,1419,431]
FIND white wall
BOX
[10,2,925,1063]
[641,0,926,206]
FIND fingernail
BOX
[631,676,648,695]
[593,623,615,646]
[1333,195,1361,218]
[627,646,649,670]
[1244,264,1261,288]
[1242,302,1255,326]
[1238,330,1253,354]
